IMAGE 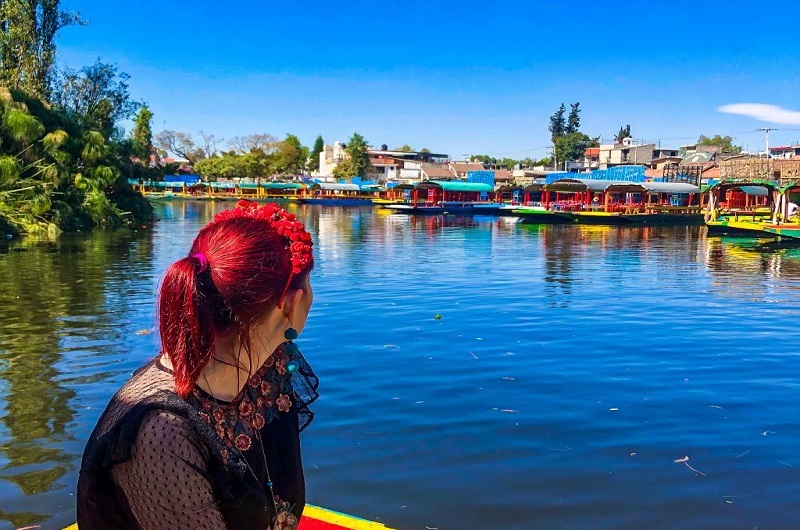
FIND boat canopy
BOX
[640,182,701,194]
[311,183,361,191]
[496,185,523,193]
[416,180,494,192]
[546,178,699,194]
[523,183,545,192]
[737,185,770,196]
[705,179,777,194]
[546,179,628,192]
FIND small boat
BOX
[64,504,394,530]
[297,183,377,206]
[512,207,576,224]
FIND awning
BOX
[640,182,701,194]
[416,180,494,192]
[312,183,362,191]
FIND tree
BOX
[154,130,207,164]
[227,133,278,155]
[131,105,153,160]
[332,132,371,179]
[697,134,742,154]
[549,103,566,143]
[0,0,83,100]
[198,130,221,158]
[420,147,430,154]
[395,144,413,152]
[615,125,631,143]
[565,102,581,134]
[0,89,152,235]
[307,135,324,172]
[53,61,141,137]
[554,132,599,169]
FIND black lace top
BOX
[77,345,318,530]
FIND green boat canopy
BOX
[416,180,494,192]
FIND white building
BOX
[316,142,347,177]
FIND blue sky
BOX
[57,0,800,159]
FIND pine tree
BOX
[566,102,581,134]
[549,103,566,143]
[308,135,324,172]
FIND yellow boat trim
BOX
[62,504,393,530]
[304,504,394,529]
[574,211,621,217]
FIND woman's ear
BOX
[282,287,306,320]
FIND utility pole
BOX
[757,128,777,158]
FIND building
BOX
[597,139,678,169]
[449,162,485,179]
[316,143,449,182]
[421,162,456,181]
[317,142,347,177]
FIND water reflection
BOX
[702,232,800,300]
[0,228,155,529]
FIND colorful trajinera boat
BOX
[513,178,704,225]
[704,180,785,238]
[383,180,503,215]
[64,504,394,530]
[297,183,378,206]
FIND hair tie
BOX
[193,253,209,273]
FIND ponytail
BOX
[158,255,216,397]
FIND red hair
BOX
[158,203,314,397]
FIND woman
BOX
[77,200,318,530]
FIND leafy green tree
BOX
[0,89,152,235]
[53,61,141,137]
[282,133,306,174]
[420,147,430,154]
[555,132,599,168]
[549,103,566,143]
[565,102,581,134]
[395,144,413,152]
[615,124,631,143]
[0,0,83,100]
[332,132,371,179]
[697,134,742,154]
[131,105,153,160]
[308,135,324,172]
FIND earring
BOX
[284,323,300,374]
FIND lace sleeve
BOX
[110,410,229,530]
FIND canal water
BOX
[1,201,799,530]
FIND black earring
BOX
[284,323,300,374]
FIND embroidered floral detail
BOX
[275,358,287,375]
[239,399,255,419]
[189,342,299,459]
[234,433,252,451]
[277,394,292,413]
[274,509,299,530]
[220,448,229,464]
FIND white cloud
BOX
[718,103,800,125]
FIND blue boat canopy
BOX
[311,183,362,191]
[416,180,494,192]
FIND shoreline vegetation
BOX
[0,0,155,239]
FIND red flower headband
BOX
[213,200,313,306]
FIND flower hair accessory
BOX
[213,200,313,307]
